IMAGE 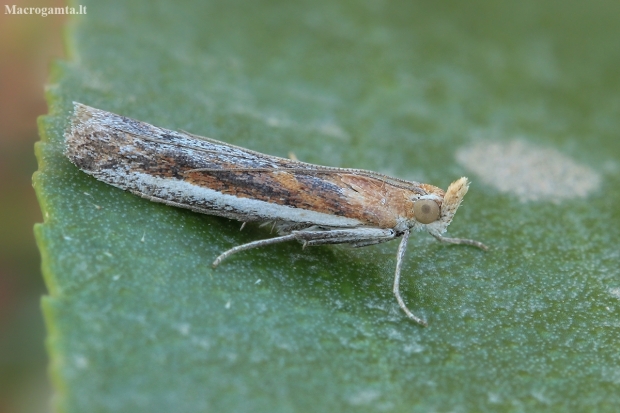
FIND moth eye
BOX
[413,199,440,224]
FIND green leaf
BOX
[35,0,620,412]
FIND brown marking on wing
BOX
[336,174,417,228]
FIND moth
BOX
[65,102,487,326]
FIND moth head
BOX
[411,177,469,234]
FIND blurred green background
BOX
[0,0,65,412]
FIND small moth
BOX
[65,102,487,326]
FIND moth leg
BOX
[293,228,396,246]
[213,228,395,267]
[351,237,395,247]
[257,220,281,233]
[212,234,298,268]
[393,229,428,327]
[294,227,428,325]
[431,234,488,251]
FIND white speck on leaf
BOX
[456,140,601,202]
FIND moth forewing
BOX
[65,102,487,326]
